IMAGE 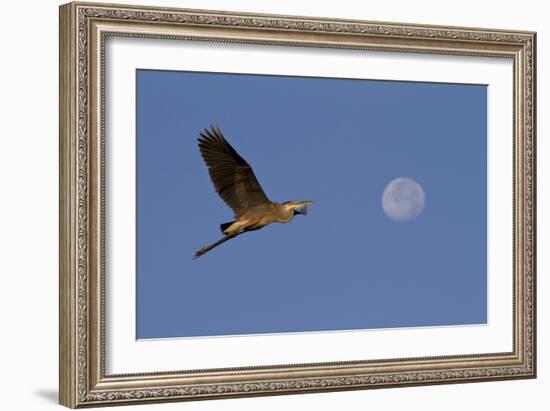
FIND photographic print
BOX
[60,3,535,407]
[136,70,487,339]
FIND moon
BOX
[382,177,426,222]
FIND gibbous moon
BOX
[382,177,426,222]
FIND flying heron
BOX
[194,125,312,259]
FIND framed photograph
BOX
[59,1,536,408]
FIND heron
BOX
[194,125,312,259]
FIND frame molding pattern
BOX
[59,2,536,408]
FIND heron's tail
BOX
[219,221,235,234]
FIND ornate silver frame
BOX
[59,1,536,408]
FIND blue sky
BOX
[136,69,487,339]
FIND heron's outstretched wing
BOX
[198,125,271,217]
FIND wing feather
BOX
[197,125,270,216]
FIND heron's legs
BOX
[193,233,240,259]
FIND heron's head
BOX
[282,201,313,216]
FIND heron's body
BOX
[194,126,312,259]
[222,203,296,235]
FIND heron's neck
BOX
[275,204,294,222]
